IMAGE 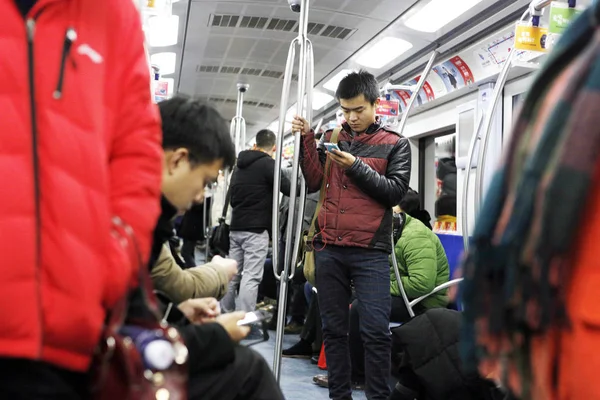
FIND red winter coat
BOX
[0,0,162,372]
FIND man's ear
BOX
[374,97,381,108]
[167,148,190,174]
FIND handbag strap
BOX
[221,166,235,220]
[307,127,342,242]
[107,217,162,332]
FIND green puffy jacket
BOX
[390,214,450,310]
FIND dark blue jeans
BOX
[315,246,391,400]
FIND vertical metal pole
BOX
[272,0,312,382]
[390,233,415,318]
[462,7,529,250]
[461,113,486,251]
[474,48,516,216]
[396,51,438,135]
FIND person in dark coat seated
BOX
[388,309,504,400]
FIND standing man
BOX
[293,70,411,400]
[220,129,292,337]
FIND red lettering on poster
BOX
[394,90,411,105]
[449,56,475,85]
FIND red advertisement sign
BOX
[449,56,475,85]
[376,98,400,117]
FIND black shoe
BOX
[311,355,319,365]
[282,339,312,358]
[245,325,266,341]
[284,321,304,334]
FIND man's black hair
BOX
[399,188,421,216]
[159,96,236,169]
[315,132,323,141]
[255,129,276,149]
[335,69,380,104]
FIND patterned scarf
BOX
[461,6,600,399]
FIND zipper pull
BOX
[26,18,36,41]
[53,27,77,100]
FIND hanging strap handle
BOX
[307,127,342,243]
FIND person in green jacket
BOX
[313,189,451,390]
[389,213,450,312]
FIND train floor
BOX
[250,333,368,400]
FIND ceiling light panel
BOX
[147,15,179,47]
[355,37,413,69]
[405,0,484,33]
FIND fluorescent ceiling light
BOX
[356,37,413,69]
[323,69,354,92]
[405,0,484,33]
[310,91,334,110]
[150,52,176,75]
[147,15,179,47]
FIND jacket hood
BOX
[237,150,271,169]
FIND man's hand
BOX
[178,297,221,324]
[328,149,356,170]
[292,115,311,136]
[210,255,238,282]
[216,312,251,342]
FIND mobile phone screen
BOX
[237,311,269,326]
[324,142,340,152]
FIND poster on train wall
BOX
[514,22,548,53]
[376,98,400,117]
[548,2,583,34]
[432,56,474,93]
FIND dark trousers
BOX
[181,239,197,268]
[189,345,284,400]
[350,296,412,384]
[315,246,391,400]
[300,290,323,352]
[0,358,89,399]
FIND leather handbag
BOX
[303,127,341,286]
[90,217,189,400]
[209,168,235,257]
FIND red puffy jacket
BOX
[0,0,162,372]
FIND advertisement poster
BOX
[376,98,400,117]
[514,23,548,53]
[549,2,583,34]
[432,56,474,93]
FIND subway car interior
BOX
[144,0,591,399]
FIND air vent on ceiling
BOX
[209,14,354,40]
[206,96,275,109]
[196,65,297,82]
[261,70,283,79]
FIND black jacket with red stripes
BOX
[300,121,411,253]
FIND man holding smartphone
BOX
[293,70,411,400]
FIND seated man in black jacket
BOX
[132,96,284,400]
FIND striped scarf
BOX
[461,6,600,399]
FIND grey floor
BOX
[249,333,368,400]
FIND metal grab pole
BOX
[271,0,312,382]
[390,233,414,318]
[461,112,486,251]
[474,7,530,216]
[474,49,516,215]
[397,51,438,135]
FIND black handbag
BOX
[209,170,234,256]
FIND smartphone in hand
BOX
[324,142,340,152]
